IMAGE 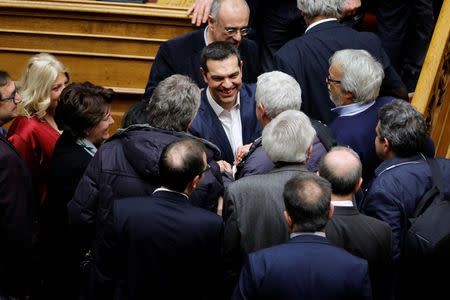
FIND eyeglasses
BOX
[0,89,17,102]
[219,23,251,37]
[326,75,341,84]
[199,163,211,176]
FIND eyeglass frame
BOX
[326,75,341,84]
[0,85,18,103]
[217,22,251,37]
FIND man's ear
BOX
[329,203,334,220]
[284,210,293,231]
[383,137,391,153]
[207,15,215,29]
[354,177,363,194]
[185,174,201,194]
[342,91,355,105]
[200,67,208,83]
[240,60,243,72]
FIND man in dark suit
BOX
[222,110,315,294]
[96,138,223,299]
[274,0,407,124]
[144,0,260,99]
[0,71,38,299]
[189,41,261,164]
[319,146,394,300]
[233,173,372,299]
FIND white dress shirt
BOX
[206,88,243,160]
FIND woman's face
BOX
[49,72,69,112]
[86,105,114,147]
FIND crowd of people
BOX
[0,0,449,299]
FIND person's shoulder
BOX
[162,29,203,49]
[239,37,258,51]
[240,83,256,99]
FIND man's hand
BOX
[341,0,361,19]
[233,143,252,166]
[187,0,213,26]
[217,160,233,173]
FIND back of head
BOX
[319,146,362,196]
[262,110,316,163]
[159,138,206,193]
[122,101,149,128]
[330,49,384,104]
[55,82,115,139]
[283,173,332,232]
[18,53,69,118]
[297,0,345,19]
[0,71,11,99]
[200,41,241,73]
[147,75,201,132]
[255,71,302,119]
[377,99,426,157]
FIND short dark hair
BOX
[283,173,332,232]
[377,99,427,157]
[318,146,362,196]
[122,101,149,128]
[200,41,241,74]
[55,82,115,139]
[159,139,206,193]
[0,71,11,98]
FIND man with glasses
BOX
[143,0,260,100]
[0,71,22,135]
[96,138,223,299]
[274,0,407,125]
[0,71,38,299]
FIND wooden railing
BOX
[0,0,196,133]
[412,0,450,158]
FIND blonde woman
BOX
[7,53,69,206]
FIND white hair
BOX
[330,49,385,104]
[262,110,316,163]
[255,71,302,120]
[297,0,345,19]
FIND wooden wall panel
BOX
[0,0,197,134]
[412,0,450,158]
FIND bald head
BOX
[208,0,250,47]
[283,173,332,232]
[318,146,362,196]
[159,139,206,193]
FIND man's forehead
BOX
[217,1,249,25]
[0,80,13,95]
[206,56,240,73]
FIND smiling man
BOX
[189,41,261,164]
[143,0,261,100]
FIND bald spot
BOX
[323,149,361,178]
[296,179,324,206]
[219,0,249,16]
[165,144,190,168]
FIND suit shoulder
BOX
[160,30,203,51]
[240,38,258,52]
[240,83,256,100]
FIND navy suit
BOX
[97,190,224,299]
[274,20,406,124]
[189,83,262,164]
[234,234,372,299]
[144,28,261,100]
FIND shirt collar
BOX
[290,232,326,239]
[76,138,97,157]
[331,200,354,207]
[206,88,240,117]
[153,187,189,199]
[331,101,376,117]
[305,18,337,33]
[203,25,209,46]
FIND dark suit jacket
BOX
[189,83,262,164]
[97,190,223,299]
[274,20,406,124]
[223,164,310,295]
[0,134,37,297]
[326,205,394,300]
[234,234,372,299]
[143,28,261,100]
